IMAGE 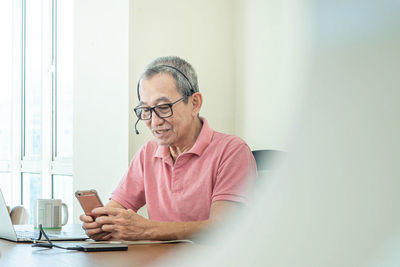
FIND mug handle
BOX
[61,203,69,226]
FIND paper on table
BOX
[86,240,194,245]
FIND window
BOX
[0,0,73,224]
[0,0,13,206]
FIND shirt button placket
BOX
[171,169,177,193]
[172,158,185,194]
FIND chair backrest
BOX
[10,206,29,225]
[252,149,285,172]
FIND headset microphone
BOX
[134,118,140,135]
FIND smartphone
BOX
[75,243,128,252]
[75,189,104,219]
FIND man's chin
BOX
[155,137,171,147]
[152,130,174,146]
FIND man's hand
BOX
[92,207,153,241]
[79,199,124,241]
[79,214,112,241]
[83,200,242,241]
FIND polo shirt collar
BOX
[154,116,214,160]
[187,117,214,156]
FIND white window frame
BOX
[4,0,73,208]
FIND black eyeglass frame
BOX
[134,97,185,120]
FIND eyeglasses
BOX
[134,97,185,120]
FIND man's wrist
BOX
[143,219,209,241]
[141,219,166,240]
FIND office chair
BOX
[10,206,29,225]
[252,149,285,172]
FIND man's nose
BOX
[150,110,164,126]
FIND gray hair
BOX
[137,56,199,102]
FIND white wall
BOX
[129,0,303,154]
[129,0,236,158]
[71,0,305,222]
[234,0,308,151]
[73,0,129,222]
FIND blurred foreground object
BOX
[161,0,400,266]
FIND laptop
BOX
[0,189,88,242]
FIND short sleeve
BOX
[212,141,257,204]
[110,146,146,212]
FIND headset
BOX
[134,64,196,135]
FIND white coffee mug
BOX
[34,199,68,229]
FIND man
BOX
[80,56,257,241]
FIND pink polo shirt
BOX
[111,117,257,222]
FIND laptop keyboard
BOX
[16,230,57,240]
[16,230,38,239]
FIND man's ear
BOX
[191,92,203,116]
